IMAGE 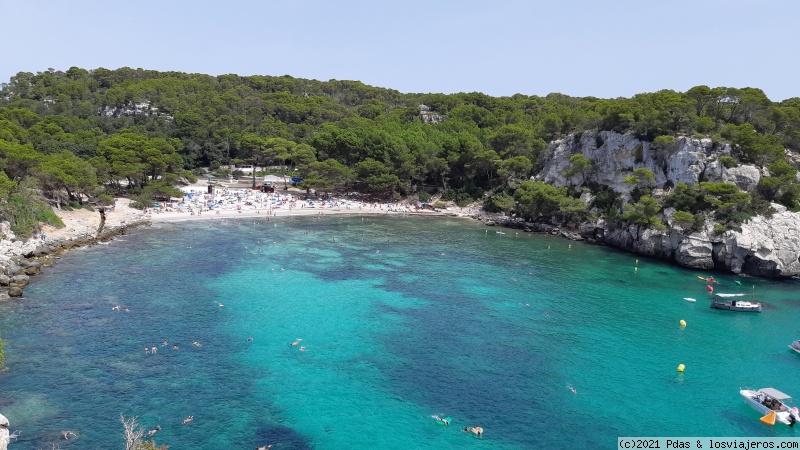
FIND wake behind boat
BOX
[740,388,800,426]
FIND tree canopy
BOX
[0,67,798,237]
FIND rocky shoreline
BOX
[471,206,800,279]
[0,199,150,300]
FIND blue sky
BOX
[3,0,798,100]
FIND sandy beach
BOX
[39,183,458,243]
[143,183,455,222]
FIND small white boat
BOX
[711,293,762,312]
[496,231,505,235]
[683,297,696,302]
[789,340,800,355]
[740,388,800,426]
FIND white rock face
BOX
[718,209,800,276]
[539,131,760,193]
[539,131,799,277]
[675,235,715,269]
[0,412,8,450]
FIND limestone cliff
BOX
[537,131,800,278]
[0,413,8,450]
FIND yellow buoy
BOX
[760,411,776,426]
[680,320,686,327]
[677,364,685,372]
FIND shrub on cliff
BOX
[0,336,6,371]
[622,196,666,230]
[0,186,64,237]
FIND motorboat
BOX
[740,388,800,426]
[710,293,761,312]
[789,340,800,355]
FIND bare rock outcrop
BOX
[0,413,9,450]
[539,131,797,277]
[591,208,800,277]
[675,235,715,269]
[539,131,761,194]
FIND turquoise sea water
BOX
[1,215,799,449]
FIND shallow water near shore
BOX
[1,216,800,449]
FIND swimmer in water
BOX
[462,426,483,436]
[299,346,306,352]
[568,385,577,394]
[291,338,302,346]
[147,425,161,437]
[246,337,253,342]
[182,415,194,425]
[62,430,77,440]
[433,415,450,426]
